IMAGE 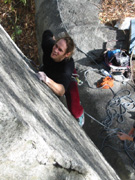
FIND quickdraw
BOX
[72,73,83,86]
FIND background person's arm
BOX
[128,127,135,136]
[117,132,134,141]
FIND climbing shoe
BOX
[77,111,85,127]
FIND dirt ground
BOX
[0,0,39,65]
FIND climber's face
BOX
[51,39,70,62]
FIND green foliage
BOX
[4,0,11,3]
[4,0,27,6]
[11,25,22,41]
[15,25,22,35]
[20,0,27,6]
[3,0,27,41]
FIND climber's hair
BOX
[56,35,75,59]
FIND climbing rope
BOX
[124,140,135,169]
[84,68,115,93]
[76,46,100,67]
[103,89,135,128]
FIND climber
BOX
[117,122,135,142]
[37,30,84,127]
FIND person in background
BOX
[117,122,135,142]
[37,30,84,126]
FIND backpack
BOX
[104,49,131,80]
[104,49,130,67]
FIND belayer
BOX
[37,30,84,126]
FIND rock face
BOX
[0,24,120,179]
[35,0,135,180]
